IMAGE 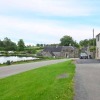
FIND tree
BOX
[17,39,25,51]
[0,40,4,50]
[10,42,17,51]
[0,38,17,51]
[2,37,17,51]
[3,37,11,51]
[60,35,74,46]
[40,44,43,47]
[79,39,89,47]
[79,38,96,47]
[88,38,96,46]
[73,41,79,48]
[36,44,40,47]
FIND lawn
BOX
[0,60,75,100]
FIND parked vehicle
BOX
[80,53,88,59]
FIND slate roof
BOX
[49,51,55,56]
[43,46,75,52]
[96,33,100,37]
[62,46,75,51]
[43,46,62,52]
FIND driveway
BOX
[74,59,100,100]
[0,59,67,79]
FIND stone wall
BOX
[41,52,52,57]
[96,34,100,59]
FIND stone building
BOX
[40,46,79,58]
[96,33,100,59]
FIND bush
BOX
[6,60,11,65]
[90,46,96,52]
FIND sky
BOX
[0,0,100,45]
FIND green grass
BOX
[0,60,75,100]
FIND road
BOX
[0,59,68,79]
[74,59,100,100]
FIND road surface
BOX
[0,59,68,79]
[74,59,100,100]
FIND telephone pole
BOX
[93,29,94,46]
[93,29,95,58]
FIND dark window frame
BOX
[97,35,100,41]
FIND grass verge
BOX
[0,60,75,100]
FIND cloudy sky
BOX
[0,0,100,45]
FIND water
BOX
[0,56,38,64]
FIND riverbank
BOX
[0,53,35,57]
[0,57,61,67]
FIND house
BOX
[96,33,100,59]
[40,46,79,58]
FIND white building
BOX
[96,33,100,59]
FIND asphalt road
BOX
[76,59,100,64]
[74,59,100,100]
[0,59,68,79]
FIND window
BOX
[71,50,73,52]
[97,48,99,57]
[97,35,99,41]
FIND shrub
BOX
[6,60,11,65]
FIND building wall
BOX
[54,51,78,58]
[41,52,52,57]
[96,34,100,59]
[53,52,61,57]
[75,49,79,58]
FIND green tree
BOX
[79,39,89,47]
[40,44,43,47]
[73,41,79,48]
[3,37,11,51]
[0,40,4,50]
[36,44,40,47]
[2,37,17,51]
[17,39,25,51]
[10,42,17,51]
[79,38,96,47]
[88,38,96,46]
[60,35,74,46]
[0,38,17,51]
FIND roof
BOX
[62,46,75,51]
[43,46,75,52]
[49,51,55,56]
[96,33,100,37]
[43,46,62,52]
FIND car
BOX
[80,53,88,59]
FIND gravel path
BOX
[0,59,68,79]
[74,59,100,100]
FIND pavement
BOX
[74,59,100,100]
[76,59,100,64]
[0,59,68,79]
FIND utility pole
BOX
[93,29,94,46]
[93,29,95,58]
